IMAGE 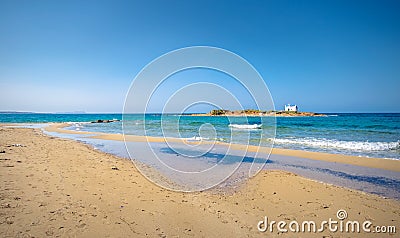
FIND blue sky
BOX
[0,0,399,113]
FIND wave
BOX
[273,137,400,151]
[66,121,91,125]
[184,136,227,142]
[65,122,92,131]
[186,136,208,141]
[229,124,262,129]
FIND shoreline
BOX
[0,126,399,237]
[43,123,400,173]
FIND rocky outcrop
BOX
[191,110,326,117]
[91,119,120,123]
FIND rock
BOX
[91,119,120,123]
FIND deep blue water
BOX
[1,113,399,159]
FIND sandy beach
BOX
[1,126,399,237]
[2,0,399,237]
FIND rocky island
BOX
[191,109,326,117]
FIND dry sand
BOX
[1,126,399,237]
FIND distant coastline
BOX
[190,109,326,117]
[0,111,35,114]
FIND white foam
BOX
[66,121,91,125]
[229,124,262,129]
[185,136,209,141]
[273,137,400,151]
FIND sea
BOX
[1,112,399,160]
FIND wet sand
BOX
[0,126,399,237]
[46,123,400,172]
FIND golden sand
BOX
[0,126,399,237]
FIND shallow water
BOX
[42,127,400,199]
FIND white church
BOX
[284,104,298,112]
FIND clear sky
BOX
[0,0,399,113]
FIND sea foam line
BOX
[229,124,262,129]
[273,138,400,151]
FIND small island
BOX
[191,109,326,117]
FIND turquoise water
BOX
[1,113,399,159]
